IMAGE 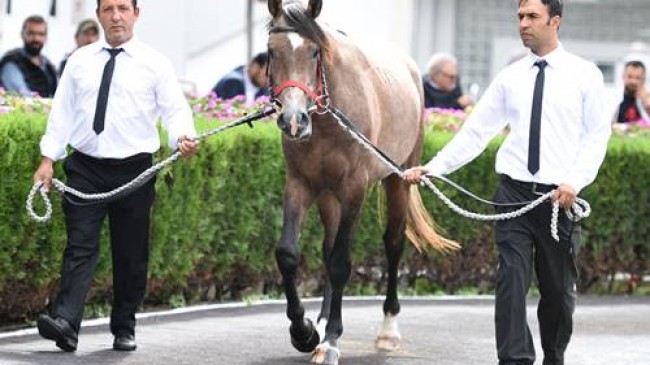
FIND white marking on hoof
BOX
[316,319,327,343]
[375,314,401,351]
[310,342,340,365]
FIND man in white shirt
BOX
[32,0,197,353]
[404,1,611,364]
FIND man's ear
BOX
[551,15,561,30]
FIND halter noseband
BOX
[267,25,330,113]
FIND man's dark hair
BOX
[519,0,563,18]
[22,15,46,33]
[251,52,269,67]
[626,60,646,73]
[96,0,138,9]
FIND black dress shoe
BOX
[113,334,137,351]
[37,315,78,352]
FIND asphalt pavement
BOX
[0,296,648,365]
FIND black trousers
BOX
[494,175,580,365]
[52,151,155,337]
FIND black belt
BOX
[72,150,152,166]
[500,174,557,195]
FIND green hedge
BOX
[0,112,648,324]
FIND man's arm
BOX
[638,84,650,116]
[156,59,198,156]
[0,62,32,96]
[403,75,508,183]
[563,68,612,195]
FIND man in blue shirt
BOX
[0,15,58,97]
[211,52,269,103]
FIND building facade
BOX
[1,0,648,98]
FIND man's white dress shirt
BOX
[40,37,196,161]
[424,45,611,193]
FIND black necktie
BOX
[527,59,547,175]
[93,48,123,135]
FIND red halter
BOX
[270,53,329,112]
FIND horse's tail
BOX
[405,185,460,253]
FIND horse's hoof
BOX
[290,318,320,353]
[375,333,401,352]
[311,343,340,365]
[376,314,401,351]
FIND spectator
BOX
[422,52,473,110]
[212,51,269,103]
[0,15,57,97]
[59,19,100,76]
[614,60,650,123]
[32,0,197,353]
[403,1,611,364]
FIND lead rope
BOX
[26,107,276,223]
[321,105,591,242]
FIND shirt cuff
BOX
[39,135,67,161]
[167,126,198,150]
[422,158,448,177]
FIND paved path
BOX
[0,296,648,365]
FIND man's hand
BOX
[457,94,474,108]
[33,157,54,192]
[638,84,650,113]
[402,166,429,185]
[177,135,198,157]
[552,183,576,209]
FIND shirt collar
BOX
[94,36,140,57]
[527,42,565,69]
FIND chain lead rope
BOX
[26,107,275,222]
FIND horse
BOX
[266,0,458,363]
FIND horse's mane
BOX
[268,1,332,58]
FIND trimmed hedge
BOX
[0,112,648,324]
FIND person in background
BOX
[614,60,650,123]
[422,52,473,110]
[32,0,197,353]
[0,15,57,97]
[59,19,101,76]
[211,51,269,103]
[403,0,611,364]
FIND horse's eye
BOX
[312,50,319,59]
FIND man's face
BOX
[248,63,268,88]
[22,21,47,57]
[518,0,559,54]
[96,0,139,48]
[431,61,458,92]
[623,66,646,95]
[76,30,100,48]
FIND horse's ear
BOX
[307,0,322,18]
[268,0,282,18]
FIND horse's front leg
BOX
[311,192,365,365]
[277,182,318,353]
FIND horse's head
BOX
[267,0,329,141]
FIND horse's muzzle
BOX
[277,111,312,140]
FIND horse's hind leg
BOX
[276,181,319,353]
[375,174,407,351]
[312,190,365,365]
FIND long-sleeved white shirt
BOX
[424,45,612,193]
[40,37,196,161]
